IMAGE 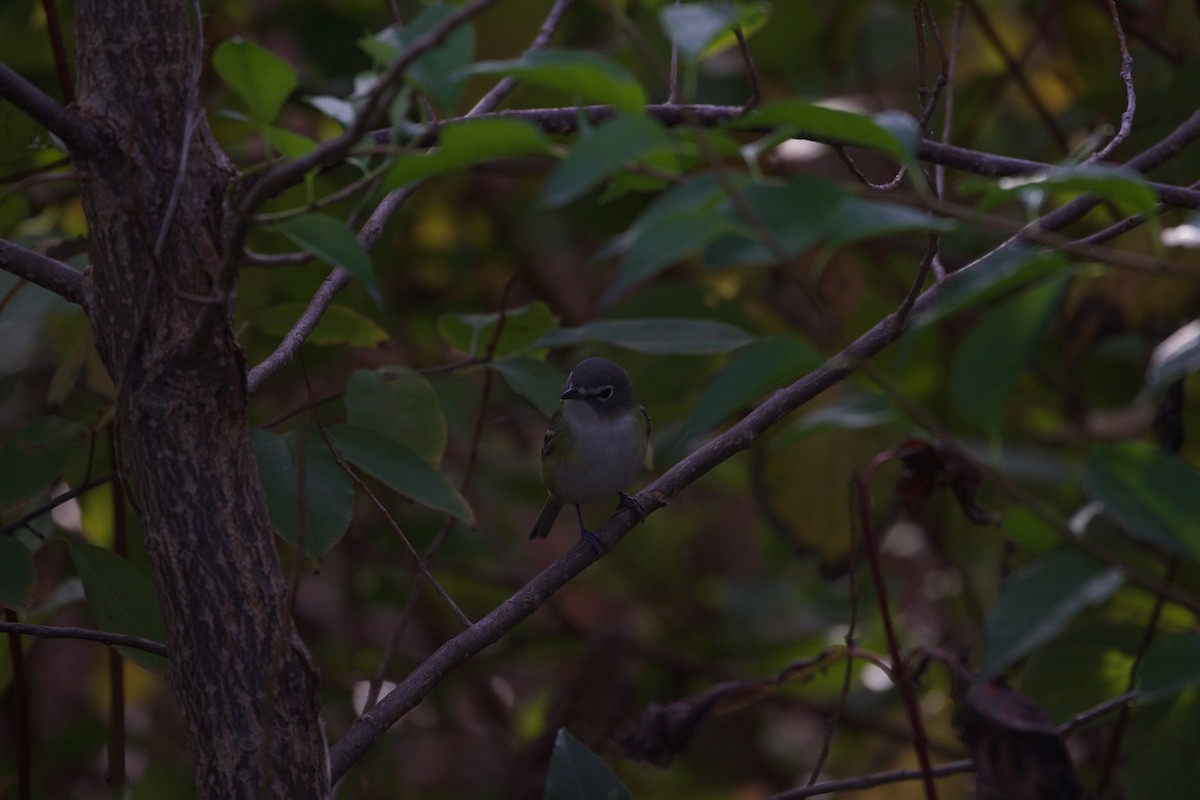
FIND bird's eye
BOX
[598,386,614,401]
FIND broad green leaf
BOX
[328,424,474,526]
[675,336,822,447]
[364,4,475,113]
[212,37,297,124]
[255,303,389,347]
[253,428,355,559]
[704,176,844,267]
[1136,633,1200,703]
[615,205,745,292]
[545,728,632,800]
[731,100,912,160]
[0,416,85,510]
[949,275,1068,433]
[659,2,772,62]
[595,172,736,264]
[273,214,379,304]
[385,118,550,188]
[535,318,756,355]
[344,367,446,466]
[914,247,1067,328]
[469,49,646,113]
[1145,319,1200,392]
[0,536,34,611]
[826,197,954,246]
[990,164,1158,216]
[263,125,317,159]
[790,393,898,437]
[979,549,1124,682]
[437,301,557,358]
[1125,689,1200,800]
[1084,442,1200,556]
[542,115,674,208]
[69,543,168,671]
[1019,616,1141,722]
[488,357,567,418]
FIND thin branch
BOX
[0,61,98,154]
[5,609,32,800]
[39,0,73,104]
[0,237,85,305]
[768,760,975,800]
[732,25,761,109]
[1087,0,1136,163]
[0,622,169,659]
[469,0,576,115]
[965,0,1070,153]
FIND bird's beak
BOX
[561,385,580,400]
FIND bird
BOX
[529,357,651,551]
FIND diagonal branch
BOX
[0,61,99,154]
[0,237,86,306]
[326,104,1200,779]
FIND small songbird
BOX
[529,357,651,551]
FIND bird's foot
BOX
[618,491,647,523]
[579,526,605,555]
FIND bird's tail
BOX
[529,498,562,539]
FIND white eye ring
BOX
[598,386,614,400]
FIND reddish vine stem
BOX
[855,456,939,800]
[5,608,31,800]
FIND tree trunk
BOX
[72,2,329,796]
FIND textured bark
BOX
[72,2,329,796]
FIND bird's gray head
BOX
[561,357,636,416]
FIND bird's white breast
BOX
[548,400,645,503]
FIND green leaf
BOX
[949,274,1068,433]
[545,728,632,800]
[535,318,756,355]
[69,543,168,671]
[253,428,356,559]
[1145,319,1200,392]
[385,118,551,188]
[328,424,474,526]
[914,247,1067,328]
[1136,633,1200,703]
[212,37,297,124]
[731,100,913,160]
[273,214,379,304]
[364,4,475,113]
[675,336,822,447]
[615,205,745,292]
[595,172,738,262]
[1084,442,1200,556]
[263,125,317,159]
[254,303,389,347]
[469,49,646,113]
[826,197,954,246]
[1019,616,1141,722]
[990,164,1158,216]
[659,2,772,62]
[979,550,1124,682]
[344,368,446,466]
[542,114,674,208]
[0,416,85,510]
[704,176,844,267]
[1124,689,1200,800]
[488,357,567,418]
[0,537,34,611]
[437,301,557,358]
[790,393,898,437]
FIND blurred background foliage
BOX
[3,0,1200,798]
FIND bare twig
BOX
[5,609,32,800]
[470,0,576,115]
[1087,0,1136,163]
[39,0,73,104]
[0,621,169,658]
[732,25,761,109]
[0,238,85,306]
